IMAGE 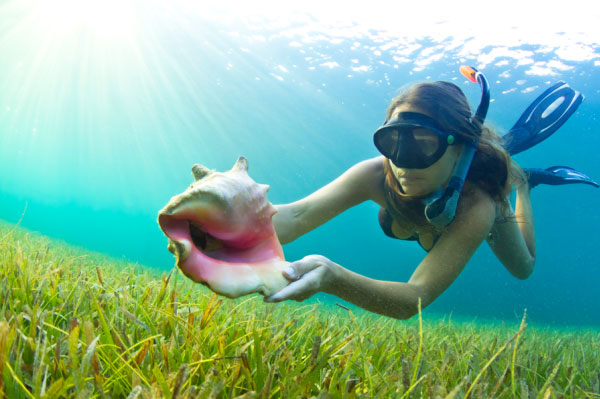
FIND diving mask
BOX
[373,111,461,169]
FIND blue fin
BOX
[502,82,584,155]
[525,166,599,188]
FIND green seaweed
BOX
[1,221,600,398]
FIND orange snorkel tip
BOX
[460,65,478,83]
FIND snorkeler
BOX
[265,67,598,319]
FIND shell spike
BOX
[232,156,249,173]
[191,164,212,181]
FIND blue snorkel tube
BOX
[424,66,490,228]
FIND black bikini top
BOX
[378,184,441,252]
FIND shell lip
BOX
[158,213,283,264]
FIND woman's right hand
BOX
[264,255,339,303]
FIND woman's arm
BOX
[273,157,385,244]
[267,188,497,319]
[486,182,536,280]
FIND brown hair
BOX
[382,81,522,225]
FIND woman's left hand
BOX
[264,255,337,303]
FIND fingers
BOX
[264,255,332,304]
[283,254,327,281]
[264,267,324,303]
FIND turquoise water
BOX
[1,1,599,327]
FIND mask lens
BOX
[376,128,401,157]
[412,128,440,157]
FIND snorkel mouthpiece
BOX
[424,66,490,228]
[425,143,477,226]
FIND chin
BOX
[400,183,436,198]
[401,188,428,197]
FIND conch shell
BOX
[157,157,289,298]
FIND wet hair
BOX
[382,81,522,225]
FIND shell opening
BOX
[159,213,280,264]
[189,222,224,252]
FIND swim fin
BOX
[501,82,596,189]
[524,166,600,189]
[502,81,584,155]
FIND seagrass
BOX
[1,221,599,399]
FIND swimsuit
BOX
[378,184,440,252]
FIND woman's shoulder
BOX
[345,157,386,202]
[456,182,497,222]
[351,156,386,174]
[341,157,386,187]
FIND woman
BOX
[265,76,536,320]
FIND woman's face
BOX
[388,104,463,197]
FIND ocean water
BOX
[1,0,599,328]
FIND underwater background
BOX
[1,0,599,328]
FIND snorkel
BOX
[423,66,490,227]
